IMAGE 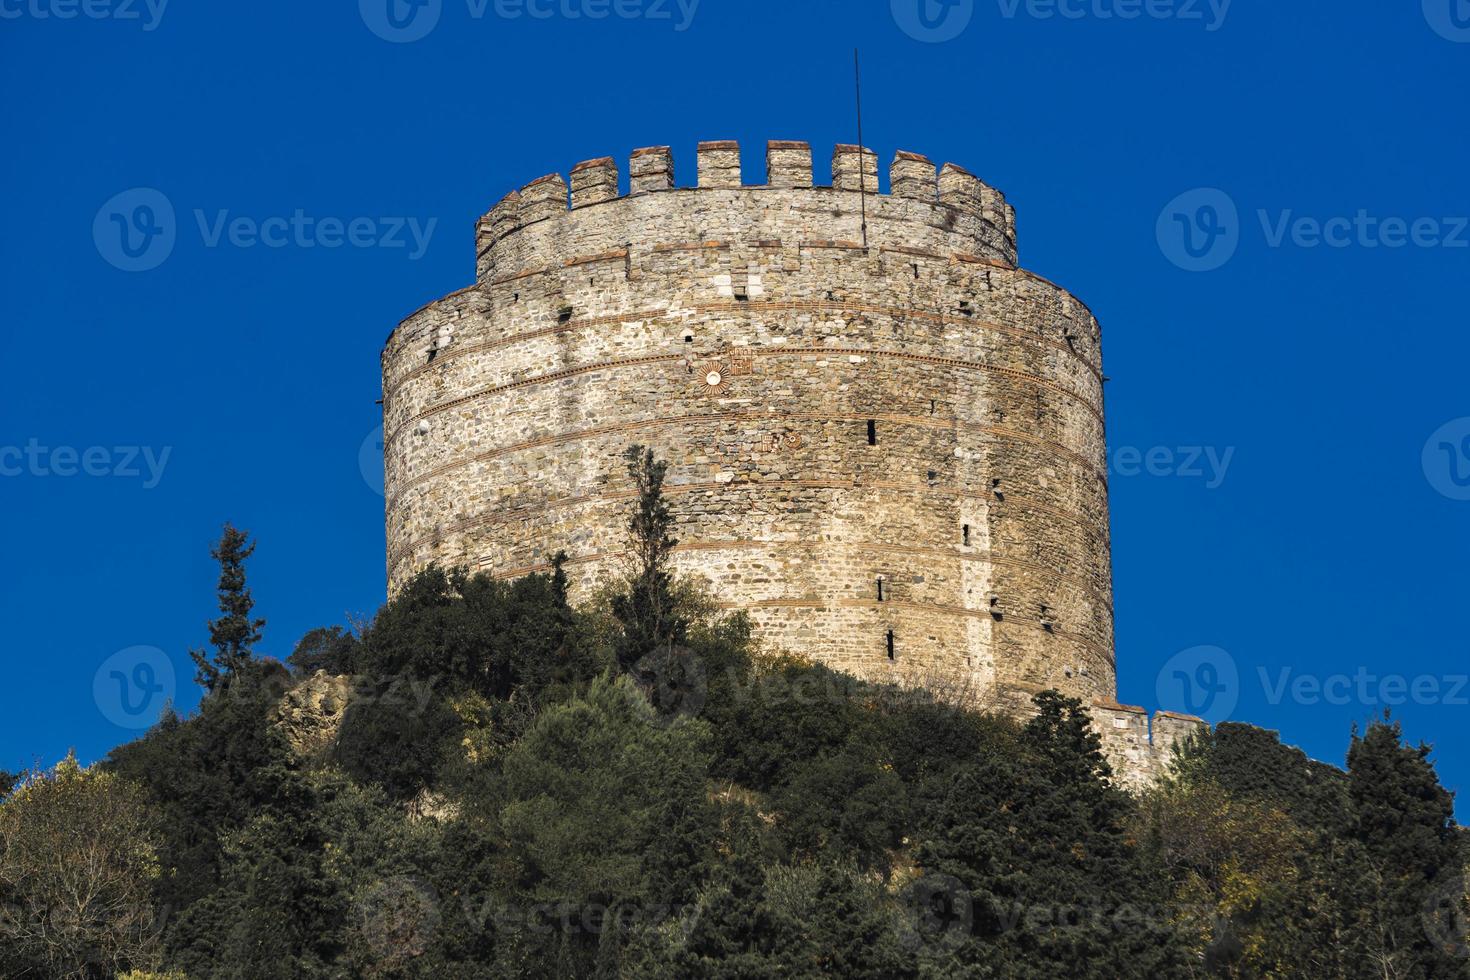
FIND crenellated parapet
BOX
[1091,701,1209,791]
[472,140,1019,283]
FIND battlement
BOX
[473,140,1017,280]
[1091,700,1208,791]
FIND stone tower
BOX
[381,140,1117,712]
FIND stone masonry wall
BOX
[1091,701,1209,792]
[381,140,1115,714]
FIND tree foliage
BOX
[15,452,1458,977]
[0,754,166,979]
[190,524,266,692]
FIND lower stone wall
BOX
[1091,701,1208,792]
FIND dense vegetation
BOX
[3,447,1467,978]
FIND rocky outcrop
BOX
[273,671,353,759]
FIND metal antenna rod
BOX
[854,48,869,251]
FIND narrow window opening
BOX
[962,524,971,546]
[427,348,438,364]
[991,478,1004,501]
[912,263,920,279]
[876,577,885,602]
[866,420,877,445]
[886,630,895,661]
[558,306,574,324]
[930,399,937,414]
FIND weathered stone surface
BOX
[273,671,353,759]
[380,139,1178,784]
[1091,701,1209,791]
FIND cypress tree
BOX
[190,523,266,691]
[611,446,687,670]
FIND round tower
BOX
[381,140,1114,709]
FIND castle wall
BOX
[1091,701,1209,791]
[381,141,1115,708]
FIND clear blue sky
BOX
[3,1,1467,809]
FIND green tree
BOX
[1336,716,1464,979]
[610,447,686,670]
[0,753,166,979]
[106,662,299,919]
[913,692,1190,978]
[191,524,266,692]
[287,626,358,676]
[492,673,717,975]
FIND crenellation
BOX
[629,145,674,194]
[938,163,985,218]
[766,140,813,187]
[517,173,568,225]
[570,157,618,209]
[697,140,742,188]
[832,144,879,192]
[890,151,936,201]
[1090,701,1209,790]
